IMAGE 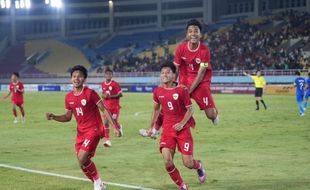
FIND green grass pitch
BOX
[0,92,309,190]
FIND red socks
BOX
[165,164,184,186]
[192,159,201,170]
[81,159,100,181]
[104,124,110,140]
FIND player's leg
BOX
[102,117,111,147]
[12,103,18,123]
[162,148,187,189]
[76,133,106,190]
[303,93,309,110]
[17,103,26,122]
[296,94,304,116]
[160,135,186,189]
[191,84,219,125]
[177,128,206,183]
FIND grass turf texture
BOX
[0,92,309,190]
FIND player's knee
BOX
[205,110,216,120]
[77,155,88,166]
[163,158,174,167]
[182,159,193,169]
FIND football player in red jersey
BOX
[1,72,25,123]
[46,65,121,190]
[101,67,123,147]
[174,19,219,125]
[149,63,206,190]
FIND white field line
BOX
[134,111,150,116]
[0,164,157,190]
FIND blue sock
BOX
[298,102,304,113]
[304,101,308,109]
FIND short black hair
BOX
[308,72,310,77]
[70,65,88,78]
[295,71,301,76]
[186,19,202,32]
[105,67,113,73]
[12,72,20,78]
[160,63,176,74]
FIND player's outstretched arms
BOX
[1,91,12,101]
[46,111,72,122]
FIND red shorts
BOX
[190,82,216,110]
[12,101,24,107]
[159,127,193,155]
[75,130,100,157]
[105,108,120,121]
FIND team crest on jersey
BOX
[109,86,113,91]
[173,93,179,100]
[81,99,87,106]
[195,58,201,64]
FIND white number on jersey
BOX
[299,83,304,90]
[167,101,174,110]
[203,97,208,106]
[76,107,84,116]
[83,139,90,147]
[189,64,194,71]
[184,142,190,152]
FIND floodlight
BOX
[1,0,5,9]
[25,0,30,8]
[51,0,62,8]
[5,0,10,8]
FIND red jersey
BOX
[174,41,212,87]
[153,86,195,131]
[9,82,24,103]
[65,86,104,136]
[101,80,122,109]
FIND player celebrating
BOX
[46,65,121,190]
[304,72,310,111]
[1,72,25,123]
[294,71,306,116]
[149,63,206,190]
[174,19,219,125]
[101,67,123,147]
[243,70,268,110]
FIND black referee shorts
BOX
[255,88,263,97]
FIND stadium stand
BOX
[25,39,91,75]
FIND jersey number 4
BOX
[203,97,208,106]
[76,107,84,116]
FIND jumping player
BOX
[101,67,123,147]
[46,65,121,190]
[149,63,206,190]
[1,72,25,123]
[174,19,219,125]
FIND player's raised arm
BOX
[46,110,72,122]
[188,64,207,94]
[97,101,122,137]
